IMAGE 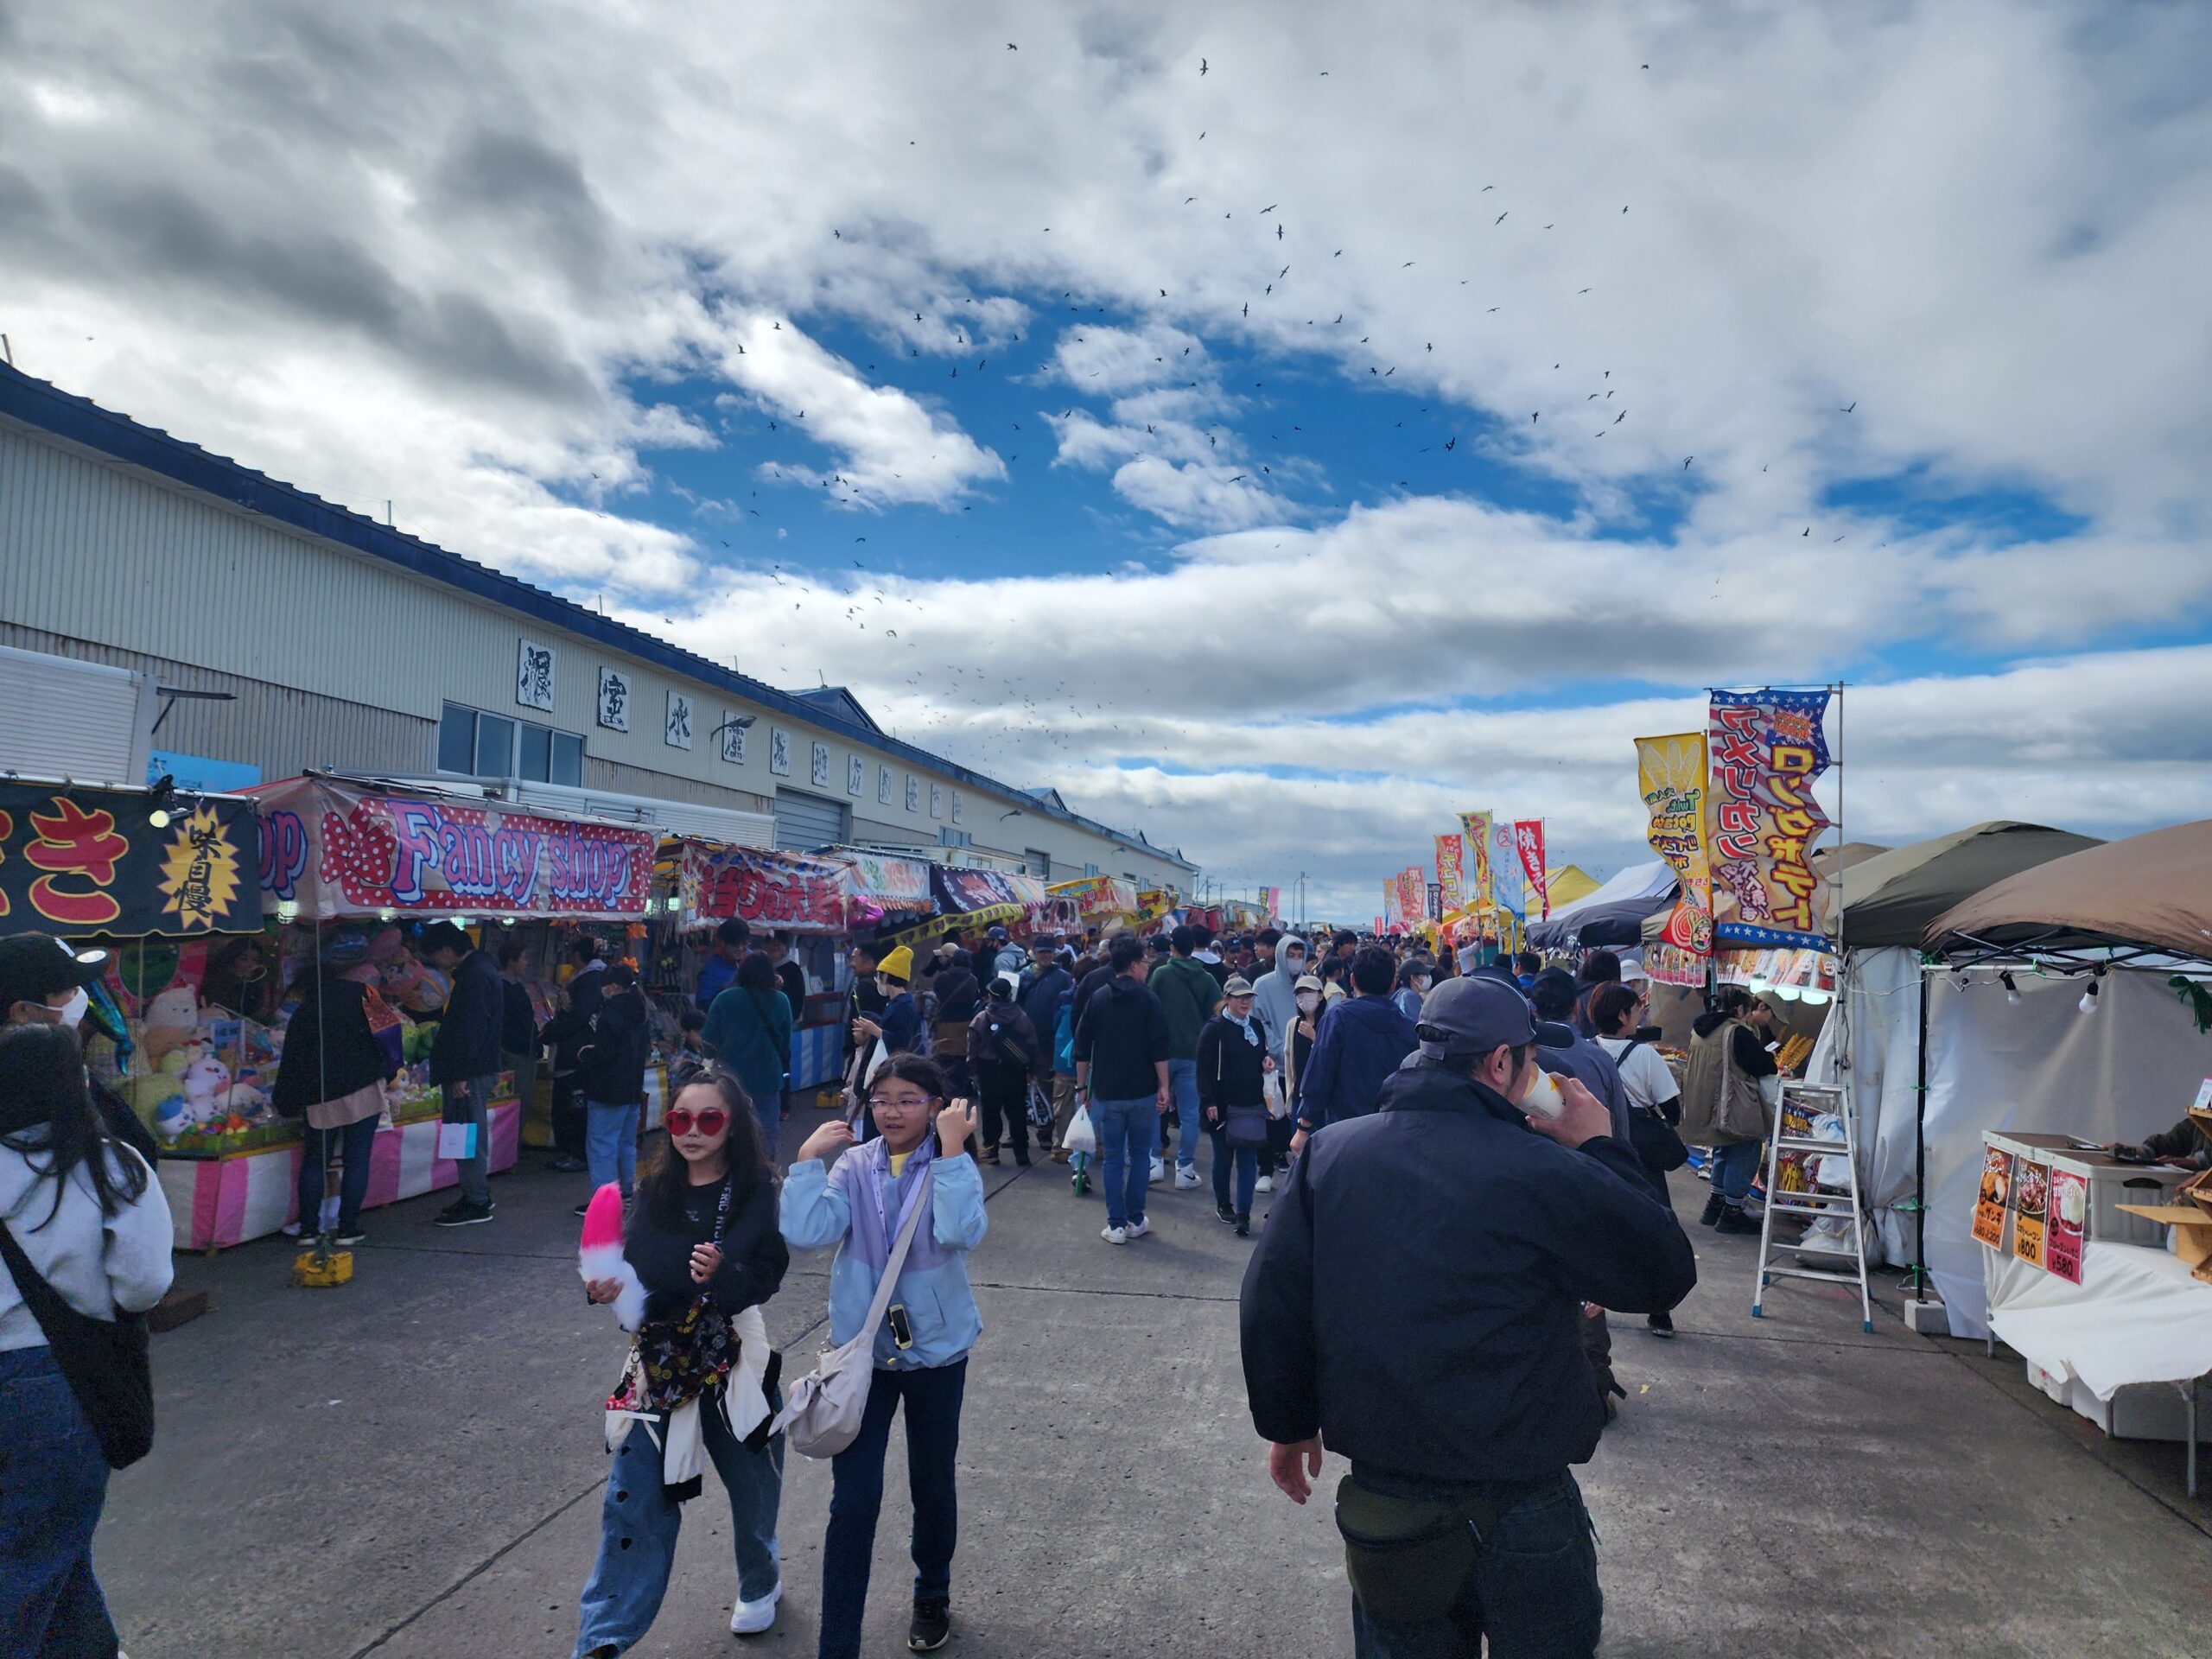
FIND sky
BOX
[4,0,2210,919]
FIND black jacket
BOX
[1073,974,1170,1101]
[548,962,608,1073]
[1196,1014,1268,1120]
[1240,1058,1696,1490]
[624,1170,789,1325]
[276,973,397,1116]
[1069,965,1116,1040]
[932,968,983,1026]
[576,988,652,1106]
[500,977,539,1057]
[1016,966,1072,1070]
[429,949,506,1086]
[775,960,809,1018]
[969,999,1041,1081]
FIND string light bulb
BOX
[2078,976,2101,1014]
[2000,971,2021,1006]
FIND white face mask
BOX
[876,975,895,997]
[52,986,90,1027]
[1412,976,1432,992]
[1284,956,1305,975]
[1296,993,1320,1014]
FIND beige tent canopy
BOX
[1925,818,2212,965]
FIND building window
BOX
[1083,863,1101,879]
[439,702,583,785]
[938,827,973,849]
[1025,849,1052,880]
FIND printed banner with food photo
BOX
[2044,1167,2088,1284]
[2009,1157,2050,1270]
[1971,1145,2014,1250]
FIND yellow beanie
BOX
[878,944,914,982]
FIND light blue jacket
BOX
[780,1146,988,1370]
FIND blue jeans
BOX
[575,1384,785,1656]
[297,1113,379,1236]
[0,1347,118,1659]
[1092,1096,1156,1229]
[755,1097,783,1164]
[821,1361,967,1659]
[1350,1473,1602,1659]
[1710,1139,1761,1207]
[1166,1058,1204,1168]
[586,1101,639,1197]
[1209,1127,1258,1215]
[450,1071,496,1205]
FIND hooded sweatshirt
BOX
[1251,932,1310,1064]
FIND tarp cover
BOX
[1528,860,1676,948]
[1925,818,2212,962]
[1826,822,2102,949]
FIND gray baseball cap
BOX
[1412,976,1575,1060]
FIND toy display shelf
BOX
[158,1099,521,1254]
[155,1074,512,1160]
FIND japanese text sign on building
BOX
[1705,689,1833,950]
[252,777,652,921]
[0,782,257,937]
[680,842,849,932]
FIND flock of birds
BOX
[641,44,1866,786]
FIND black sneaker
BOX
[1215,1203,1236,1225]
[1012,1146,1031,1167]
[333,1229,367,1248]
[1647,1311,1675,1338]
[1713,1207,1761,1236]
[546,1155,588,1173]
[1699,1192,1725,1227]
[434,1199,495,1228]
[572,1201,592,1217]
[1234,1211,1250,1237]
[908,1597,950,1652]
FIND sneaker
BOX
[280,1220,303,1239]
[1714,1207,1762,1236]
[1647,1311,1676,1338]
[546,1155,588,1173]
[1215,1203,1237,1225]
[908,1597,950,1652]
[1149,1156,1165,1183]
[1013,1147,1031,1167]
[1234,1211,1250,1237]
[1048,1147,1070,1164]
[1102,1224,1128,1245]
[1174,1165,1202,1189]
[571,1201,592,1217]
[333,1229,367,1248]
[434,1199,495,1228]
[1255,1173,1274,1193]
[731,1580,782,1636]
[1699,1192,1725,1227]
[1126,1217,1151,1239]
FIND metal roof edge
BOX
[0,364,1193,874]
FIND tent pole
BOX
[1907,957,1931,1298]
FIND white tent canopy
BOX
[1542,859,1675,921]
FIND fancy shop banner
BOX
[1635,732,1716,955]
[1704,690,1833,950]
[0,781,259,937]
[253,777,654,921]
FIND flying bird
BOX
[1840,401,1857,413]
[1682,456,1694,468]
[1200,57,1208,74]
[1495,212,1507,225]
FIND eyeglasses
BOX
[665,1106,730,1136]
[868,1092,936,1112]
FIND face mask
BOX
[1296,993,1320,1013]
[52,986,90,1028]
[1412,976,1431,992]
[876,976,894,997]
[1285,956,1304,974]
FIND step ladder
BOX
[1751,1081,1873,1332]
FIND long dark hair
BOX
[0,1022,150,1230]
[735,951,779,994]
[636,1061,776,1232]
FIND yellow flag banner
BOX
[1635,732,1714,955]
[1459,812,1493,906]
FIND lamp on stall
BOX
[2000,970,2021,1006]
[2078,967,2105,1014]
[145,773,177,830]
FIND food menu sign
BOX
[0,781,259,938]
[1971,1145,2013,1249]
[2044,1168,2087,1284]
[253,777,652,921]
[2009,1157,2050,1270]
[1706,689,1832,950]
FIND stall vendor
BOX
[2112,1115,2211,1169]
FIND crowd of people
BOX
[0,906,1786,1659]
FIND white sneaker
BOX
[1126,1218,1151,1239]
[1102,1224,1128,1245]
[1255,1174,1274,1192]
[732,1580,782,1635]
[1174,1166,1202,1189]
[1149,1157,1165,1183]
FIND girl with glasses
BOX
[575,1065,790,1655]
[783,1057,986,1658]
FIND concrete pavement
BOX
[99,1135,2211,1658]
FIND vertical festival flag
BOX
[1706,689,1833,949]
[1635,732,1715,955]
[1382,880,1402,932]
[1398,868,1427,931]
[1489,817,1524,920]
[1435,834,1465,912]
[1512,821,1550,919]
[1459,812,1493,906]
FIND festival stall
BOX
[1915,821,2212,1402]
[1800,823,2108,1313]
[1047,875,1145,932]
[153,775,657,1251]
[1526,860,1678,951]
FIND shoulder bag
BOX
[1215,1028,1269,1150]
[1616,1039,1688,1173]
[774,1161,933,1459]
[0,1194,156,1469]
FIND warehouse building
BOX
[0,365,1196,890]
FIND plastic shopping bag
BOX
[1063,1102,1099,1156]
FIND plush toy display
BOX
[179,1051,232,1127]
[140,985,200,1066]
[576,1183,645,1332]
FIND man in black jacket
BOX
[543,938,607,1173]
[1239,976,1694,1659]
[424,924,506,1227]
[1073,936,1171,1244]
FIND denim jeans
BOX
[1710,1139,1761,1206]
[1091,1096,1156,1229]
[1166,1058,1204,1167]
[449,1071,496,1204]
[586,1101,639,1197]
[1350,1473,1602,1659]
[820,1361,967,1659]
[1208,1126,1258,1215]
[297,1113,379,1236]
[754,1098,783,1164]
[574,1384,785,1657]
[0,1347,118,1659]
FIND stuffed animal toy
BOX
[180,1051,232,1127]
[140,985,200,1067]
[576,1184,645,1332]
